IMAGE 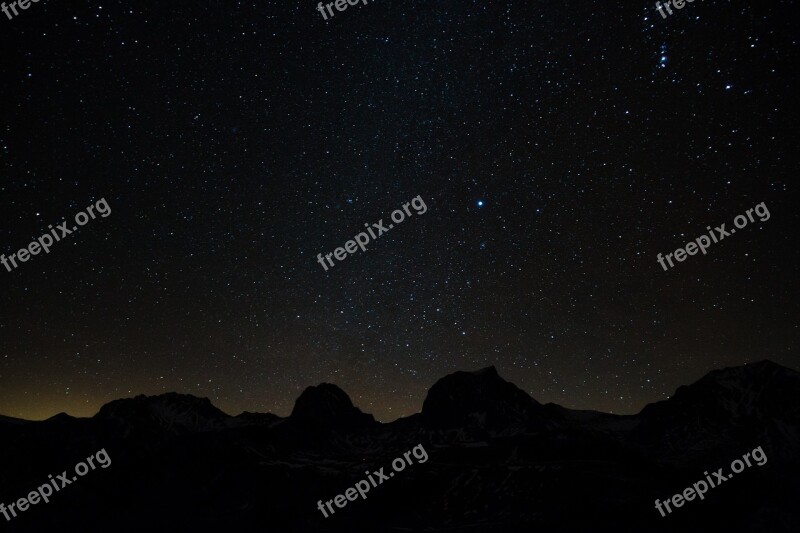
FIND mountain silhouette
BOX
[633,360,800,465]
[290,383,376,431]
[1,360,798,533]
[421,366,555,435]
[96,392,235,435]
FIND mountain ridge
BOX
[1,359,798,533]
[2,359,796,427]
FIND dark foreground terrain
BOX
[1,360,799,532]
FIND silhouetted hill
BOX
[421,366,555,435]
[235,411,282,427]
[95,392,233,432]
[0,414,30,425]
[290,383,376,431]
[633,360,800,465]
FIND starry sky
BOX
[1,0,798,422]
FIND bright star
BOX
[477,200,484,208]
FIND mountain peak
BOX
[46,412,75,423]
[745,359,782,368]
[95,392,232,435]
[470,366,499,377]
[692,359,800,392]
[640,359,800,415]
[290,383,375,430]
[634,359,800,461]
[421,366,552,433]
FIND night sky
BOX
[1,0,798,422]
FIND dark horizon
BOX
[3,358,795,424]
[2,353,799,532]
